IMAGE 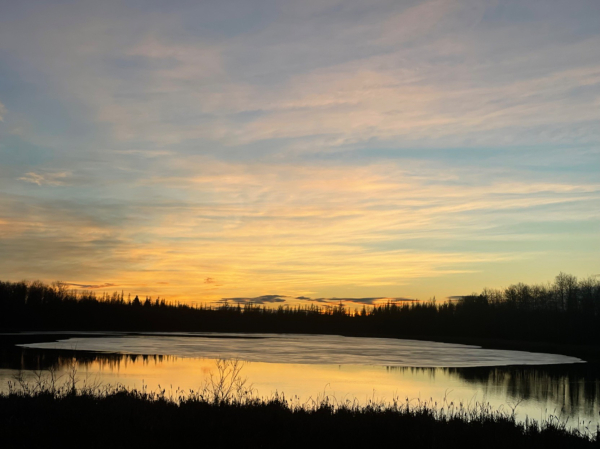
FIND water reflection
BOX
[0,346,175,372]
[388,366,600,417]
[1,345,599,425]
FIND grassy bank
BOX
[1,363,598,449]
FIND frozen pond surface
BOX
[17,332,583,367]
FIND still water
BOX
[1,332,599,429]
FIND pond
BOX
[1,332,598,430]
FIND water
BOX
[1,332,599,430]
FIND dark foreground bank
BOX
[1,377,598,449]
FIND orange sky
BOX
[0,0,598,306]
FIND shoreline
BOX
[1,378,596,449]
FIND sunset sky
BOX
[0,0,599,306]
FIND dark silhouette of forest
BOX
[1,273,600,351]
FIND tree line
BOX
[1,273,599,347]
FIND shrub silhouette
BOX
[1,274,599,349]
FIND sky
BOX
[0,0,599,307]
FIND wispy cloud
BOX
[219,295,288,305]
[1,156,598,301]
[300,296,418,306]
[218,295,417,306]
[67,282,117,290]
[19,172,70,186]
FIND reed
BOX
[1,364,598,448]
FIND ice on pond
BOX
[19,332,583,367]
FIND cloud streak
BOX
[219,295,288,305]
[67,283,117,290]
[300,296,419,306]
[19,172,71,186]
[1,157,596,302]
